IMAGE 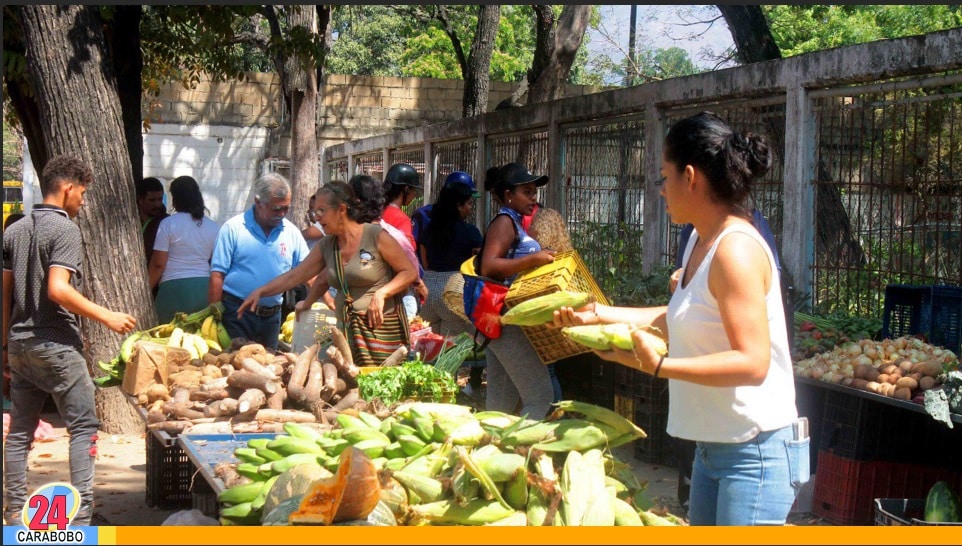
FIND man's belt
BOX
[222,292,281,317]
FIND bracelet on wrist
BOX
[653,354,665,378]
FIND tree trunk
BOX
[284,6,317,225]
[108,5,145,183]
[717,4,865,268]
[20,5,157,434]
[461,6,501,118]
[526,5,591,105]
[716,5,781,63]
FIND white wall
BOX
[143,123,270,224]
[21,124,270,225]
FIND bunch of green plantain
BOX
[94,303,231,388]
[217,400,684,526]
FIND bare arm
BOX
[479,215,554,281]
[600,233,774,388]
[238,245,325,315]
[208,271,224,304]
[147,250,168,290]
[47,267,136,334]
[367,230,418,328]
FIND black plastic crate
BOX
[632,409,675,467]
[191,473,219,518]
[875,498,962,526]
[819,388,962,468]
[882,284,962,354]
[145,429,193,509]
[588,358,614,408]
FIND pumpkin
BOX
[262,463,333,518]
[290,446,381,525]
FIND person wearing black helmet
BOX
[382,163,427,319]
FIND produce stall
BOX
[790,284,962,525]
[201,400,684,526]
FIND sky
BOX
[586,5,737,77]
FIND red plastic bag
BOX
[471,280,509,341]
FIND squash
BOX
[262,463,332,518]
[290,446,381,525]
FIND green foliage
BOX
[570,221,673,307]
[328,5,411,77]
[356,360,459,405]
[764,5,962,57]
[2,118,22,181]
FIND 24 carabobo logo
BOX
[22,482,80,530]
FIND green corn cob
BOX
[601,323,635,350]
[501,291,593,326]
[392,470,446,503]
[502,469,528,511]
[611,495,644,526]
[561,325,611,350]
[409,498,517,526]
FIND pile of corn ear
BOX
[216,400,685,526]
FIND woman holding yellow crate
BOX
[477,163,556,419]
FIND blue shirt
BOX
[496,207,541,283]
[210,206,309,306]
[412,204,433,245]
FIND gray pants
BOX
[4,339,100,526]
[419,270,473,337]
[484,324,554,420]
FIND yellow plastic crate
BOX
[504,250,610,364]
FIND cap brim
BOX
[509,174,549,187]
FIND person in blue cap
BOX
[416,171,486,395]
[412,171,479,250]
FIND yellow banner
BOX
[109,525,960,545]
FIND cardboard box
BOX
[122,341,191,397]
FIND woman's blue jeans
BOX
[688,424,810,526]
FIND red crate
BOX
[812,450,962,525]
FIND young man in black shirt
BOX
[3,154,137,526]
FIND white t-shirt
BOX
[153,212,221,283]
[665,223,797,443]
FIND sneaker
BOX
[461,383,482,402]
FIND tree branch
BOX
[434,5,468,80]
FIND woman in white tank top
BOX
[553,112,808,525]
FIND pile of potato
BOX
[793,335,958,403]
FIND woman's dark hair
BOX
[169,176,206,222]
[348,174,386,223]
[663,111,772,216]
[318,179,366,223]
[424,182,474,250]
[483,165,509,205]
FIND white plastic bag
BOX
[161,509,220,526]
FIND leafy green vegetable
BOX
[357,360,458,405]
[924,370,962,429]
[433,333,477,375]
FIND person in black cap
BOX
[477,162,557,418]
[382,163,428,321]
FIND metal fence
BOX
[322,29,962,318]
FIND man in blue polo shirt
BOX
[209,173,309,350]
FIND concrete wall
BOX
[141,124,270,224]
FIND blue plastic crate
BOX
[882,284,962,354]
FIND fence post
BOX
[423,141,434,203]
[476,130,490,226]
[547,102,564,214]
[641,106,666,273]
[782,82,817,306]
